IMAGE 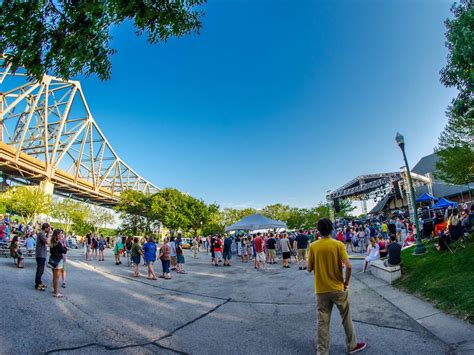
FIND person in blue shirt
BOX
[142,236,158,280]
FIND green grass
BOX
[393,237,474,324]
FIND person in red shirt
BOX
[253,232,265,270]
[213,236,223,267]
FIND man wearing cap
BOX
[35,223,51,291]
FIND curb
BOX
[354,272,474,353]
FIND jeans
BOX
[161,259,170,273]
[35,257,46,286]
[316,291,357,355]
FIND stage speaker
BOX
[393,181,402,199]
[334,199,341,213]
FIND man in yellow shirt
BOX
[308,218,366,355]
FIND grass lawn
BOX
[393,238,474,324]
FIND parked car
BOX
[181,238,192,249]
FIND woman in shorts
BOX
[130,237,143,277]
[176,238,186,274]
[279,233,292,268]
[142,236,158,280]
[114,238,124,265]
[49,229,67,298]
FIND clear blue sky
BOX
[78,0,455,209]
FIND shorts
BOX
[214,251,222,260]
[297,248,307,260]
[268,249,276,258]
[170,255,177,266]
[223,250,231,260]
[131,256,141,265]
[282,251,291,260]
[177,254,185,264]
[55,260,64,270]
[145,258,154,265]
[86,245,91,253]
[256,252,266,262]
[161,259,170,273]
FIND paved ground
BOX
[0,249,452,354]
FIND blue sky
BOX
[79,0,455,209]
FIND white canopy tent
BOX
[225,213,287,232]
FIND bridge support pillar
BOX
[39,180,55,195]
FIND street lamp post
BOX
[395,132,426,255]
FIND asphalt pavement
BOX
[0,248,451,354]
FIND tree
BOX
[260,203,291,222]
[1,186,52,224]
[70,202,92,236]
[185,197,219,236]
[88,206,114,235]
[0,1,206,81]
[51,198,77,235]
[151,188,190,236]
[115,190,157,236]
[436,0,474,185]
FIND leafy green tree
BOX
[260,203,291,222]
[70,202,92,236]
[436,0,474,185]
[1,186,52,224]
[185,198,220,236]
[88,206,115,235]
[115,190,156,236]
[0,0,206,80]
[52,198,79,235]
[151,188,190,236]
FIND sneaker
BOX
[299,267,303,270]
[349,342,367,353]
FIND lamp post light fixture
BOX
[395,132,426,255]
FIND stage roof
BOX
[327,172,401,200]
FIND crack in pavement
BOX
[352,319,416,333]
[43,298,232,355]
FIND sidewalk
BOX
[354,271,474,354]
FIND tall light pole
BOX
[395,133,426,255]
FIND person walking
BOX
[130,237,143,277]
[308,218,366,354]
[159,237,172,280]
[169,237,177,271]
[49,229,67,298]
[35,223,51,291]
[142,236,158,280]
[192,237,199,258]
[98,236,106,261]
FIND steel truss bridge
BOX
[0,60,158,206]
